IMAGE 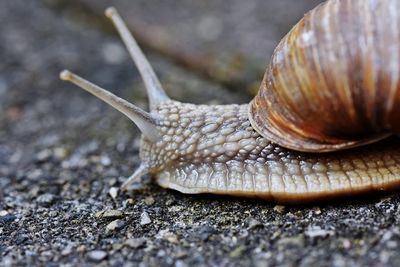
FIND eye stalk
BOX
[105,7,170,109]
[59,70,160,143]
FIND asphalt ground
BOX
[1,1,400,266]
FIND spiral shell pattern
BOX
[250,0,400,152]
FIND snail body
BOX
[144,101,400,203]
[61,1,400,204]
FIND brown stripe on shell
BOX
[386,0,400,127]
[308,2,342,133]
[249,0,399,152]
[341,0,370,133]
[360,0,376,130]
[374,0,392,131]
[329,0,355,130]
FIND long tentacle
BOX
[105,7,169,109]
[60,70,159,142]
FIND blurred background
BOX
[5,1,400,267]
[1,0,323,151]
[1,0,323,215]
[0,0,326,154]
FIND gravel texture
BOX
[1,1,400,266]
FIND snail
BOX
[60,0,400,204]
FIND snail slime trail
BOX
[60,1,400,204]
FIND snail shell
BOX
[250,0,400,152]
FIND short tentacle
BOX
[120,162,150,191]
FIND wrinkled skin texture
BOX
[140,101,400,203]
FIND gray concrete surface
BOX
[1,1,400,266]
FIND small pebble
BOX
[15,234,29,245]
[36,193,57,207]
[109,187,119,199]
[61,246,73,256]
[313,207,322,215]
[0,210,9,217]
[41,250,53,258]
[273,205,286,214]
[342,239,351,249]
[0,214,17,224]
[305,227,334,239]
[157,250,166,257]
[36,149,52,162]
[123,198,135,208]
[157,229,179,243]
[87,250,107,262]
[140,211,151,225]
[106,219,125,231]
[175,259,188,267]
[53,147,67,160]
[229,245,247,258]
[100,155,111,166]
[166,234,178,244]
[144,196,155,205]
[125,238,146,249]
[197,225,218,241]
[174,250,187,259]
[95,209,124,219]
[77,245,86,253]
[247,218,263,229]
[108,177,118,186]
[165,198,175,206]
[277,236,305,248]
